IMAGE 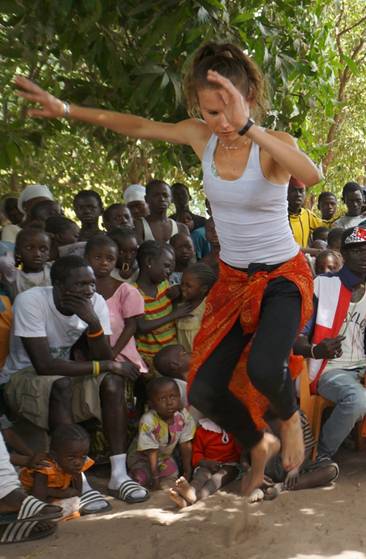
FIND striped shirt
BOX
[135,280,177,357]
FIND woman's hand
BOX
[15,76,65,118]
[206,69,250,131]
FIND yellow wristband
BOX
[92,361,101,377]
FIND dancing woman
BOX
[16,42,320,495]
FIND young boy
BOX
[20,424,111,516]
[73,190,103,241]
[153,344,191,406]
[169,233,195,285]
[103,204,133,232]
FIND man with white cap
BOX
[124,184,149,220]
[17,184,54,216]
[1,185,54,244]
[294,226,366,462]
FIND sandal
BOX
[0,496,62,525]
[109,480,149,504]
[0,519,57,545]
[79,490,112,515]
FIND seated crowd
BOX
[0,176,364,541]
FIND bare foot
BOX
[175,476,197,505]
[280,411,304,471]
[241,433,280,497]
[247,487,264,504]
[169,488,188,509]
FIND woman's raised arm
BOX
[15,76,206,148]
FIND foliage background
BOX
[0,0,365,210]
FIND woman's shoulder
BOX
[180,119,212,159]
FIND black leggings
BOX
[189,277,301,449]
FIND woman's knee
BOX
[247,350,282,389]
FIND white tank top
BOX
[141,217,178,242]
[203,134,299,268]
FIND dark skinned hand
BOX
[313,335,345,360]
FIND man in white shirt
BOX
[1,255,148,503]
[294,226,366,461]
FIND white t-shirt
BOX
[324,290,366,372]
[0,286,111,384]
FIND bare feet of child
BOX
[280,410,304,471]
[169,488,188,509]
[241,433,280,497]
[174,476,197,505]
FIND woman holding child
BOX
[15,42,320,496]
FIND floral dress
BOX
[127,408,195,486]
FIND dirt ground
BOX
[2,448,366,559]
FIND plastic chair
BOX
[299,360,334,460]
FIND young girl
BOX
[169,233,195,285]
[108,226,139,284]
[20,424,111,516]
[0,227,51,301]
[127,377,195,489]
[85,235,147,373]
[177,262,217,352]
[17,40,320,495]
[169,417,241,508]
[45,215,80,260]
[314,249,342,276]
[134,240,194,364]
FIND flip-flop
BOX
[109,480,149,504]
[79,490,112,515]
[0,496,62,525]
[0,519,57,545]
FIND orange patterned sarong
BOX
[188,251,313,430]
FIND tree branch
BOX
[337,14,366,38]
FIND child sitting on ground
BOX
[103,203,133,232]
[127,378,195,490]
[176,262,217,352]
[169,418,241,508]
[20,424,111,517]
[45,216,81,260]
[108,227,139,284]
[169,233,195,285]
[134,241,194,365]
[153,344,191,406]
[0,227,51,301]
[85,235,147,373]
[260,410,339,497]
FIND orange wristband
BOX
[87,328,104,339]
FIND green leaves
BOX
[0,0,363,204]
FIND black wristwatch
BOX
[238,118,255,136]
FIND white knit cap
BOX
[124,184,146,204]
[18,184,54,212]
